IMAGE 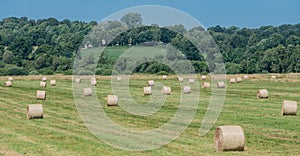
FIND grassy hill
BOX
[0,74,299,155]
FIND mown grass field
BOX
[0,74,299,155]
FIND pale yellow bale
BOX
[229,78,236,83]
[162,86,171,95]
[50,80,56,86]
[217,82,225,88]
[201,75,207,80]
[27,104,43,119]
[243,75,248,79]
[8,77,13,81]
[282,100,297,115]
[257,89,268,98]
[117,77,122,81]
[42,77,47,82]
[183,86,191,94]
[271,75,276,79]
[75,78,81,83]
[236,77,242,83]
[215,125,245,152]
[178,77,184,82]
[188,79,195,84]
[162,75,167,80]
[82,88,92,97]
[4,81,12,87]
[36,90,46,100]
[147,80,155,86]
[144,86,152,95]
[107,95,118,106]
[202,82,211,88]
[90,80,97,86]
[40,81,47,88]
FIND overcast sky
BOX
[1,0,299,28]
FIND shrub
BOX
[39,69,54,75]
[156,71,169,75]
[4,67,28,76]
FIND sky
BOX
[1,0,300,28]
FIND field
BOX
[1,74,300,155]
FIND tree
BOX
[120,13,142,29]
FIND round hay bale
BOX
[27,104,43,119]
[147,80,155,86]
[282,100,297,116]
[162,75,167,80]
[257,89,268,98]
[50,80,56,86]
[229,78,236,83]
[144,86,152,95]
[82,88,92,97]
[201,75,207,80]
[75,78,81,83]
[36,90,46,100]
[188,79,195,84]
[42,77,47,82]
[217,82,225,88]
[178,77,184,82]
[40,81,47,88]
[107,95,118,106]
[4,81,12,87]
[183,86,191,94]
[90,80,97,86]
[243,75,248,79]
[202,82,211,88]
[271,75,276,79]
[236,77,242,83]
[117,77,122,81]
[8,77,13,81]
[215,125,245,152]
[162,86,171,95]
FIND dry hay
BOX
[236,77,242,83]
[75,78,81,83]
[27,104,43,119]
[214,125,245,152]
[82,88,92,97]
[281,100,297,116]
[147,80,155,86]
[107,95,118,106]
[188,79,195,84]
[243,75,249,79]
[4,81,12,87]
[178,77,184,82]
[202,82,211,88]
[183,86,191,94]
[40,81,47,88]
[229,78,236,83]
[162,75,167,80]
[257,89,268,98]
[162,86,171,95]
[201,75,207,80]
[8,77,13,81]
[36,90,46,100]
[217,82,225,88]
[144,86,152,95]
[50,80,56,86]
[42,77,47,82]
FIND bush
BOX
[156,71,169,75]
[4,67,28,76]
[39,69,54,75]
[29,70,39,75]
[95,68,111,76]
[63,69,73,75]
[76,70,93,75]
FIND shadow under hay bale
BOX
[215,125,245,152]
[217,82,225,88]
[183,86,191,94]
[107,95,118,106]
[40,81,47,88]
[144,86,152,95]
[282,100,297,116]
[147,80,155,86]
[202,82,211,88]
[257,89,268,98]
[4,81,12,87]
[50,80,56,86]
[162,86,171,95]
[82,88,92,97]
[27,104,43,119]
[36,90,46,100]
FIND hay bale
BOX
[162,86,171,95]
[188,79,195,84]
[202,82,211,88]
[201,75,207,80]
[4,81,12,87]
[42,77,47,82]
[257,89,268,98]
[27,104,43,119]
[40,81,47,88]
[236,77,242,83]
[147,80,155,86]
[229,78,236,83]
[117,77,122,81]
[144,86,152,95]
[75,78,81,83]
[215,125,245,152]
[282,100,297,116]
[82,88,92,97]
[243,75,248,79]
[183,86,191,94]
[36,90,46,100]
[178,77,184,82]
[107,95,118,106]
[50,80,56,86]
[90,80,97,86]
[162,75,167,80]
[217,82,225,88]
[271,75,276,79]
[8,77,13,81]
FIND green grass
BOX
[0,74,299,155]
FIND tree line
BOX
[0,15,299,75]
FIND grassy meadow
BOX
[0,74,299,155]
